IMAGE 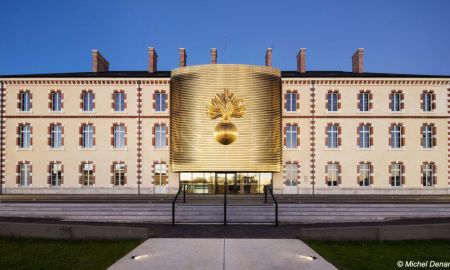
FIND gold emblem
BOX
[207,89,246,145]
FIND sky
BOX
[0,0,449,75]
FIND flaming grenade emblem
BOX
[207,89,246,145]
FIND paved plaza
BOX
[107,238,337,270]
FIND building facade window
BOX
[80,162,94,186]
[81,90,95,112]
[358,162,373,187]
[112,162,126,186]
[390,162,404,187]
[326,162,341,187]
[390,90,404,112]
[326,123,341,148]
[113,90,126,112]
[112,124,126,149]
[154,91,167,112]
[153,124,168,149]
[421,162,436,187]
[17,123,32,148]
[389,123,404,149]
[49,90,63,112]
[17,162,32,186]
[80,124,95,149]
[154,163,168,187]
[285,91,298,112]
[358,91,372,112]
[421,90,435,112]
[48,162,63,187]
[18,90,32,112]
[49,123,63,149]
[326,90,340,112]
[421,124,436,149]
[285,163,298,186]
[284,124,299,149]
[358,123,373,149]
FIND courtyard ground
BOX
[0,237,141,270]
[306,240,450,270]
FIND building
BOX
[0,48,449,195]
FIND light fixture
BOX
[131,254,149,260]
[296,255,317,261]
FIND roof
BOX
[281,70,450,78]
[0,70,449,79]
[0,71,171,78]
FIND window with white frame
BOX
[19,91,31,112]
[359,125,370,149]
[391,92,402,112]
[422,163,434,187]
[50,163,62,186]
[285,125,298,148]
[154,163,168,186]
[155,92,166,112]
[51,91,62,111]
[82,163,94,186]
[50,124,63,149]
[422,125,434,149]
[285,163,298,186]
[327,92,338,112]
[18,124,31,148]
[359,92,370,112]
[155,124,167,149]
[114,92,125,112]
[82,91,94,112]
[390,125,402,148]
[113,163,126,186]
[286,92,297,112]
[423,92,433,112]
[327,163,338,187]
[113,125,126,149]
[359,163,371,187]
[327,125,338,148]
[390,163,402,187]
[19,163,31,186]
[82,124,94,149]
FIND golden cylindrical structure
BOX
[170,64,281,172]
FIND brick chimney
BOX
[211,48,217,64]
[92,50,109,73]
[352,48,364,73]
[148,47,158,73]
[179,48,187,67]
[297,48,306,73]
[265,48,272,67]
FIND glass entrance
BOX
[180,172,272,194]
[215,173,236,194]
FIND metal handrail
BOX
[172,184,187,226]
[264,185,279,226]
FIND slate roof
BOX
[0,70,449,79]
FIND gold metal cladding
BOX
[170,64,282,172]
[207,89,246,145]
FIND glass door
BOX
[215,173,237,194]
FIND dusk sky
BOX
[1,0,449,75]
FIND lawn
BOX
[0,237,142,270]
[306,240,450,270]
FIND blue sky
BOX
[0,0,449,75]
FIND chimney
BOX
[179,48,187,67]
[211,48,217,64]
[352,48,364,73]
[297,48,306,73]
[92,50,109,73]
[148,47,158,73]
[265,48,272,67]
